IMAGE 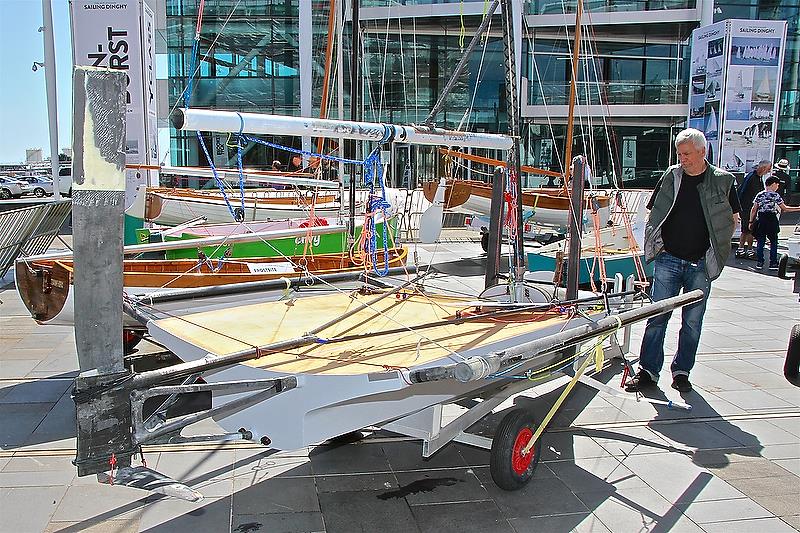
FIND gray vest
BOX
[643,163,736,281]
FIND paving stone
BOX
[318,489,419,533]
[580,486,704,533]
[547,455,645,494]
[315,471,399,493]
[726,475,799,497]
[773,458,800,476]
[482,471,588,518]
[410,500,514,533]
[158,450,236,484]
[588,426,686,458]
[391,468,489,505]
[507,512,611,533]
[676,497,772,524]
[708,419,800,446]
[765,417,800,437]
[1,454,75,472]
[138,495,231,532]
[50,484,149,523]
[781,515,800,530]
[0,469,75,487]
[620,454,745,503]
[309,442,392,475]
[763,388,800,408]
[231,511,324,533]
[232,476,320,515]
[759,443,800,460]
[0,486,68,533]
[712,389,795,411]
[699,517,799,533]
[24,389,77,446]
[44,519,140,532]
[232,449,313,482]
[0,359,40,378]
[381,439,467,471]
[0,402,54,447]
[652,421,743,452]
[538,431,613,462]
[748,493,800,518]
[706,457,797,480]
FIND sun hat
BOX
[776,158,790,170]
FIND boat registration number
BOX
[246,262,295,274]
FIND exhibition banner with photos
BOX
[719,19,786,175]
[689,19,786,174]
[689,21,727,167]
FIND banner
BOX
[688,21,727,167]
[719,20,786,174]
[70,0,157,206]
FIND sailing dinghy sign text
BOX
[70,0,158,207]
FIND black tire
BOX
[785,324,800,379]
[777,254,789,280]
[0,188,11,200]
[34,188,46,198]
[66,188,72,197]
[481,232,489,253]
[490,409,542,491]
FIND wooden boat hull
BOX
[146,291,598,450]
[145,188,343,225]
[14,248,408,326]
[422,180,611,228]
[147,216,398,260]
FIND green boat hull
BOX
[136,218,398,260]
[527,250,653,285]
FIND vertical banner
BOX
[719,20,787,174]
[142,3,158,188]
[70,0,156,207]
[622,136,637,181]
[688,21,728,167]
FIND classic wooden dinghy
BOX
[146,215,398,260]
[422,179,611,229]
[145,289,601,451]
[144,187,343,225]
[15,248,408,325]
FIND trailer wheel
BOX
[490,409,541,490]
[777,254,789,280]
[785,324,800,380]
[123,329,144,355]
[481,232,489,253]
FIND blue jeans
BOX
[639,252,711,381]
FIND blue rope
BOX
[235,113,246,220]
[196,130,239,221]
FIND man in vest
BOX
[626,128,740,393]
[735,160,770,259]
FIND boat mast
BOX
[562,0,584,187]
[564,0,585,301]
[349,0,361,241]
[317,0,337,155]
[499,0,526,294]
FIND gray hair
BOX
[674,128,707,151]
[757,159,771,168]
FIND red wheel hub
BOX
[511,427,535,475]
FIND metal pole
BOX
[71,68,128,373]
[425,0,500,125]
[349,0,360,241]
[562,0,584,186]
[299,0,312,158]
[500,0,526,291]
[485,166,505,289]
[173,109,513,150]
[42,0,61,200]
[566,155,585,300]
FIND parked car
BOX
[57,166,73,197]
[17,175,54,197]
[0,176,32,199]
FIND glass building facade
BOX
[160,0,799,192]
